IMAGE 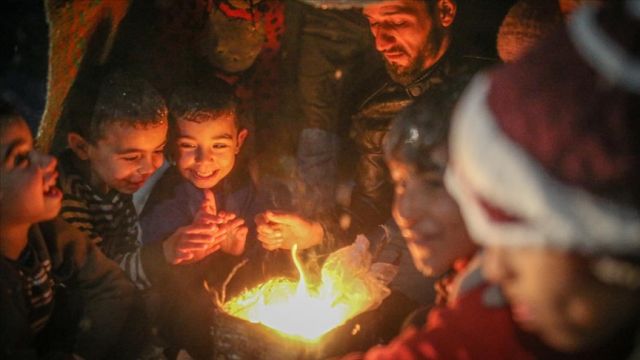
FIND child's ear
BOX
[67,132,91,160]
[235,128,249,155]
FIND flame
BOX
[222,241,392,342]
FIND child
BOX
[57,72,221,358]
[351,90,543,359]
[139,80,253,271]
[0,100,134,358]
[447,2,640,357]
[57,71,172,288]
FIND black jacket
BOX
[348,51,493,235]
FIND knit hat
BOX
[445,1,640,257]
[496,0,563,62]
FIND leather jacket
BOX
[348,51,493,235]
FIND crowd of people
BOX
[1,0,638,359]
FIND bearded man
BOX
[259,0,490,306]
[341,0,492,305]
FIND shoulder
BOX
[220,168,259,214]
[449,253,507,308]
[354,81,413,125]
[443,52,497,85]
[35,218,94,276]
[141,166,200,217]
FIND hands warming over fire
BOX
[163,189,248,265]
[255,211,324,251]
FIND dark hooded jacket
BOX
[348,50,492,235]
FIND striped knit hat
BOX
[446,1,640,257]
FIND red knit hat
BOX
[446,1,640,256]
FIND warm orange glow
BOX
[222,238,396,342]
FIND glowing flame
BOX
[222,237,396,342]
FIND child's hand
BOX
[255,211,324,251]
[162,223,222,265]
[216,212,248,255]
[194,189,247,255]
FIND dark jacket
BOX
[0,217,134,359]
[348,51,492,235]
[139,165,266,291]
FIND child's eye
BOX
[212,143,229,149]
[179,143,196,149]
[14,152,31,167]
[122,155,141,162]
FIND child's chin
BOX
[191,177,220,189]
[40,206,62,222]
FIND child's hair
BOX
[69,71,168,144]
[0,99,25,137]
[384,89,458,173]
[168,79,240,128]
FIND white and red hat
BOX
[446,1,640,257]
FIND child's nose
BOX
[196,147,215,163]
[138,156,155,176]
[34,151,57,172]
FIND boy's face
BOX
[175,113,248,189]
[484,245,640,352]
[0,120,62,226]
[73,121,167,194]
[389,144,476,277]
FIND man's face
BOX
[389,144,476,277]
[363,0,448,85]
[0,120,62,226]
[484,245,640,352]
[175,113,248,189]
[83,121,167,194]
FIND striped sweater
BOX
[4,239,55,334]
[57,150,158,289]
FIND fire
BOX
[221,237,396,342]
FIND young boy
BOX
[448,2,640,357]
[0,100,134,358]
[57,71,172,289]
[57,72,225,358]
[139,80,258,291]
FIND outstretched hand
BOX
[255,211,324,251]
[163,189,247,265]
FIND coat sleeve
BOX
[45,217,135,360]
[358,284,535,360]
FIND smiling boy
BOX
[139,80,252,262]
[57,71,170,289]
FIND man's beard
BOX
[384,25,445,86]
[384,51,428,86]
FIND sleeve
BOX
[45,217,136,360]
[359,285,534,360]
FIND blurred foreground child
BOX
[447,1,640,357]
